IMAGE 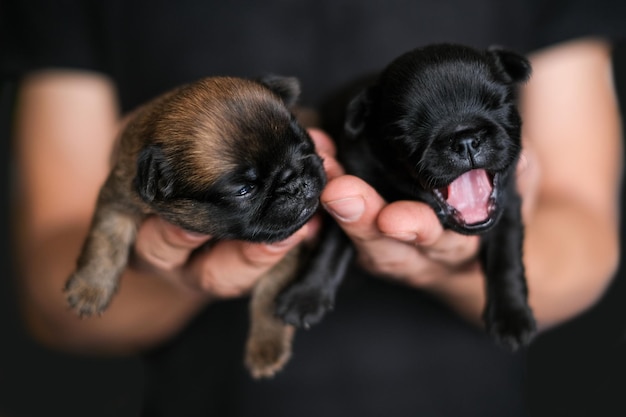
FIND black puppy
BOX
[277,43,537,350]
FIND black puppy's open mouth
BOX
[432,169,497,229]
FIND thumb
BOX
[321,175,387,243]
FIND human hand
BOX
[321,177,481,288]
[320,136,540,290]
[131,216,314,299]
[129,128,335,300]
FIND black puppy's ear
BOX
[344,86,375,139]
[134,144,176,203]
[487,46,532,84]
[258,75,301,107]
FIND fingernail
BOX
[324,196,365,222]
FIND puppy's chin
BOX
[155,193,321,243]
[429,169,503,234]
[243,203,319,243]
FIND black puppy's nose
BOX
[455,137,481,159]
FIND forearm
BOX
[12,71,211,355]
[17,225,210,355]
[433,40,622,332]
[425,262,487,327]
[426,201,618,332]
[13,70,313,355]
[523,197,619,330]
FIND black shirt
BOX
[4,0,624,112]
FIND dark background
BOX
[0,42,625,417]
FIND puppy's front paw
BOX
[245,326,294,379]
[275,285,334,329]
[64,272,116,317]
[484,303,537,351]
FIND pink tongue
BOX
[446,169,492,224]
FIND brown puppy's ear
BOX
[487,46,532,84]
[344,86,376,139]
[258,75,301,107]
[134,144,176,203]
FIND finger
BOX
[321,175,385,241]
[307,128,344,180]
[134,216,211,272]
[308,128,336,157]
[187,224,309,298]
[516,144,542,223]
[378,201,480,265]
[377,200,445,245]
[301,212,323,242]
[321,175,434,279]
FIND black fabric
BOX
[142,271,528,417]
[2,1,626,416]
[4,0,625,112]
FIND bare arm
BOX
[520,39,621,328]
[322,38,622,330]
[13,71,310,354]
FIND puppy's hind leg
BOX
[64,204,139,317]
[482,188,536,350]
[245,248,299,379]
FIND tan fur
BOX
[245,248,300,378]
[64,76,319,378]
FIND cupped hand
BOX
[131,216,314,299]
[322,175,481,288]
[129,128,334,300]
[318,131,540,289]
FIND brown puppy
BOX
[63,75,326,378]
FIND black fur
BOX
[276,44,537,350]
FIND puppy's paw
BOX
[245,326,294,379]
[485,304,537,351]
[275,285,334,329]
[64,272,116,317]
